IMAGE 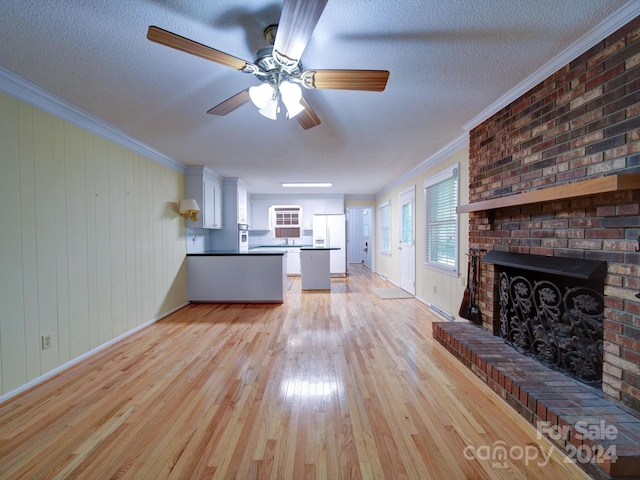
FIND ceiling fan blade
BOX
[207,89,251,116]
[302,69,390,92]
[147,26,254,71]
[296,97,321,130]
[273,0,328,69]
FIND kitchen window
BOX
[424,164,459,274]
[272,205,301,238]
[379,200,391,255]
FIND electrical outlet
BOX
[41,334,52,350]
[433,286,437,294]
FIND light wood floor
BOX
[0,265,591,479]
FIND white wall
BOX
[374,147,470,320]
[0,92,187,397]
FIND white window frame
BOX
[270,205,302,238]
[424,163,459,275]
[379,199,391,256]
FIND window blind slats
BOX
[425,167,458,272]
[380,203,391,254]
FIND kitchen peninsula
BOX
[187,250,286,303]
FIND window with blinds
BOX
[424,164,459,273]
[379,200,391,255]
[272,206,301,238]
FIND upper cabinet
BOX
[306,197,344,215]
[250,200,271,230]
[237,180,248,224]
[302,197,344,229]
[202,174,222,228]
[185,166,222,229]
[221,177,249,225]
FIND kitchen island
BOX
[249,244,312,276]
[187,250,286,303]
[300,247,341,290]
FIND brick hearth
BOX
[433,322,640,479]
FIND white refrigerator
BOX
[312,214,347,276]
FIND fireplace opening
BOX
[483,252,606,387]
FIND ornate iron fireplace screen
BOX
[484,251,607,387]
[498,272,604,386]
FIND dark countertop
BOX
[300,247,341,250]
[250,245,313,249]
[187,250,285,256]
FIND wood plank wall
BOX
[0,92,187,397]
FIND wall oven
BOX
[238,223,249,251]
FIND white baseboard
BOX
[429,304,455,322]
[415,295,455,322]
[0,302,189,405]
[375,271,401,288]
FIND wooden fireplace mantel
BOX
[457,173,640,214]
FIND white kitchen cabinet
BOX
[237,181,248,224]
[250,247,300,275]
[185,166,222,229]
[202,174,222,228]
[302,199,315,230]
[302,197,344,228]
[286,248,301,275]
[220,177,248,225]
[188,253,286,303]
[310,197,344,215]
[250,201,271,230]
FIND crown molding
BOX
[344,194,376,202]
[376,132,469,198]
[0,66,185,173]
[462,1,640,132]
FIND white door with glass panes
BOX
[398,187,415,295]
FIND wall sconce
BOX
[179,199,200,221]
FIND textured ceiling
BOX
[0,0,635,195]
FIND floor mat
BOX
[373,287,413,299]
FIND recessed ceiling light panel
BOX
[281,182,333,188]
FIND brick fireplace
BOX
[430,14,640,478]
[464,14,640,417]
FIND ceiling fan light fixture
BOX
[259,97,279,120]
[279,81,305,119]
[147,0,388,131]
[249,83,273,109]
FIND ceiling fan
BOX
[147,0,389,130]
